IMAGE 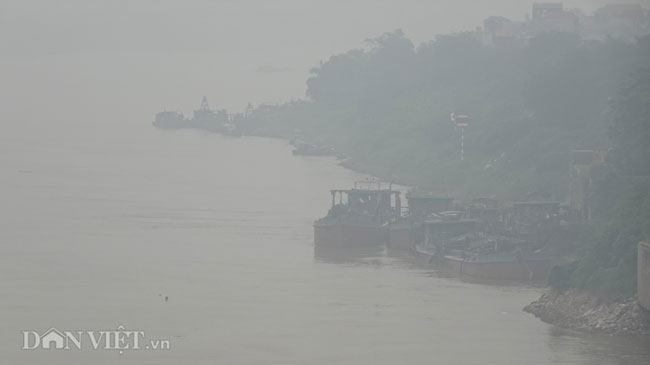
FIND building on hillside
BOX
[481,3,650,46]
[528,3,580,36]
[483,16,527,46]
[583,4,650,42]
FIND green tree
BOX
[609,67,650,175]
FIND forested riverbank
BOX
[161,29,650,331]
[239,31,650,305]
[238,31,649,199]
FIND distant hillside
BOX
[240,31,650,201]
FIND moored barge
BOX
[388,192,454,250]
[415,217,552,282]
[314,180,401,249]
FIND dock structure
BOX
[639,242,650,310]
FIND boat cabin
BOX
[328,181,401,220]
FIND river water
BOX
[1,122,649,364]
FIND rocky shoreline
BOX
[524,289,650,335]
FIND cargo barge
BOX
[314,180,401,249]
[314,183,564,282]
[388,192,453,251]
[415,217,552,282]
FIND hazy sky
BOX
[0,0,643,126]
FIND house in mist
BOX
[528,3,579,36]
[583,4,650,42]
[481,2,650,46]
[482,16,526,46]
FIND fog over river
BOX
[1,121,649,364]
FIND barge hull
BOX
[314,222,387,248]
[388,225,412,250]
[443,255,551,282]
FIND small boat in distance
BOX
[153,96,230,133]
[153,110,186,129]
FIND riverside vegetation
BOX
[186,30,650,328]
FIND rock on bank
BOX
[524,290,650,335]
